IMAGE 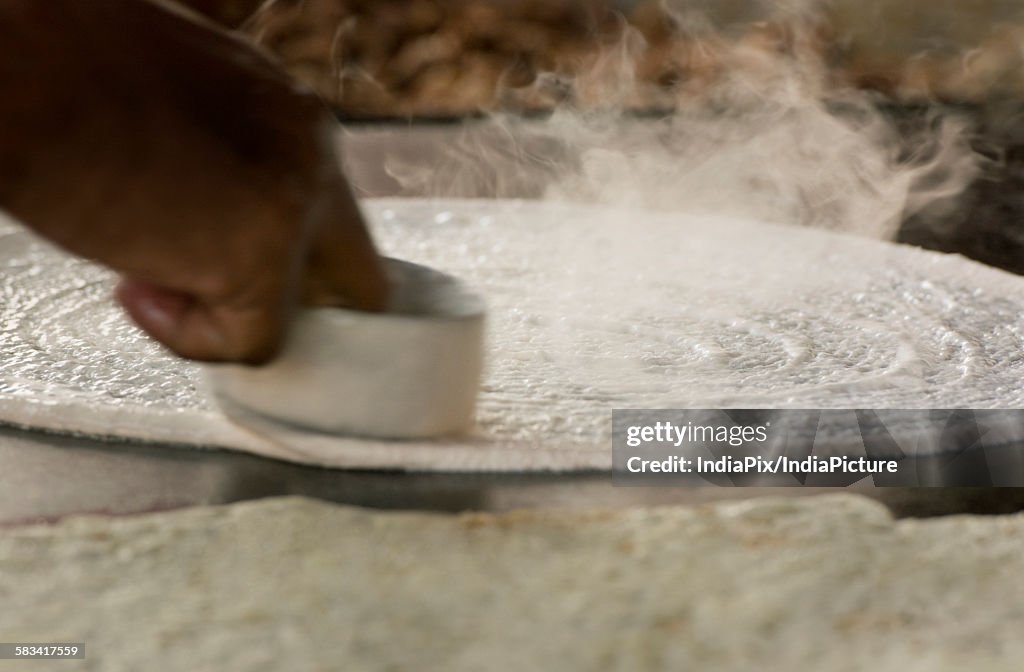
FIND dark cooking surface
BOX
[897,102,1024,276]
[4,424,1024,526]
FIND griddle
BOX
[7,107,1024,525]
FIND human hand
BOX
[0,0,388,364]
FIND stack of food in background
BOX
[237,0,1024,119]
[242,0,822,118]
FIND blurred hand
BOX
[0,0,388,364]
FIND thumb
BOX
[115,277,287,364]
[301,183,390,311]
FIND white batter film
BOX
[1,198,1023,471]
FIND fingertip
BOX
[115,278,254,363]
[115,278,191,344]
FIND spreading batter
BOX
[0,199,1022,471]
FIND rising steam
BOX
[373,0,982,241]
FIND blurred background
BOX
[166,0,1024,276]
[196,0,1024,117]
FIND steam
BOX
[374,1,982,241]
